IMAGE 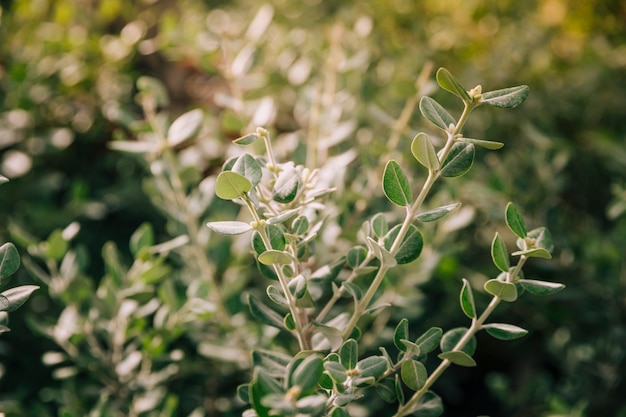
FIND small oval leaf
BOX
[0,285,39,312]
[356,356,388,379]
[411,133,440,170]
[481,85,529,108]
[383,160,412,207]
[459,137,504,150]
[384,224,424,264]
[440,142,475,178]
[519,279,565,296]
[215,171,252,200]
[258,250,293,265]
[505,202,527,239]
[436,67,471,102]
[0,243,21,282]
[438,351,477,367]
[491,232,510,272]
[207,221,253,235]
[483,323,528,340]
[419,96,456,130]
[168,108,203,146]
[415,203,461,222]
[460,278,476,319]
[415,327,443,354]
[401,359,428,391]
[340,339,359,369]
[394,318,410,352]
[440,327,476,356]
[484,279,518,302]
[232,153,263,188]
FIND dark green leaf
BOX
[341,282,362,301]
[247,293,284,329]
[484,279,518,302]
[215,171,252,200]
[347,246,368,268]
[207,221,252,235]
[376,378,397,403]
[273,166,299,203]
[415,327,443,354]
[266,224,286,251]
[491,232,510,272]
[505,202,527,239]
[129,223,154,256]
[415,203,461,222]
[483,323,528,340]
[419,96,456,130]
[167,108,203,146]
[266,285,288,306]
[401,359,428,391]
[440,327,476,356]
[0,285,39,312]
[459,137,504,150]
[436,67,471,102]
[340,339,358,369]
[460,278,476,319]
[382,160,412,207]
[384,224,424,264]
[394,318,410,352]
[411,133,440,170]
[440,142,475,178]
[237,384,250,404]
[46,229,67,261]
[233,153,263,187]
[291,215,309,234]
[0,243,20,283]
[438,351,477,367]
[481,85,529,108]
[288,275,307,299]
[519,279,565,296]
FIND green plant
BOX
[0,176,39,334]
[206,68,564,416]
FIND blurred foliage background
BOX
[0,0,625,416]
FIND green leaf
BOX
[440,327,476,356]
[459,278,476,319]
[341,281,362,301]
[0,285,39,312]
[356,356,388,380]
[324,361,347,383]
[46,229,68,261]
[440,142,475,178]
[291,215,309,234]
[266,224,286,251]
[384,224,424,265]
[215,171,252,200]
[415,203,461,222]
[207,221,252,235]
[371,213,388,239]
[234,132,260,145]
[519,279,565,296]
[232,153,263,188]
[401,359,428,391]
[394,318,410,352]
[247,293,284,329]
[491,232,510,272]
[267,208,301,225]
[511,247,552,259]
[347,246,368,268]
[436,67,471,102]
[483,323,528,340]
[437,351,477,367]
[258,250,293,265]
[459,137,504,150]
[481,85,529,108]
[528,227,554,253]
[0,243,20,283]
[375,378,397,403]
[419,96,456,130]
[415,327,443,354]
[484,279,518,302]
[312,323,343,351]
[411,391,443,417]
[505,202,527,239]
[266,285,288,306]
[411,133,440,170]
[290,355,323,394]
[252,350,291,375]
[339,339,358,369]
[273,166,299,203]
[288,275,307,299]
[129,223,154,256]
[167,108,203,146]
[367,237,397,268]
[382,160,412,207]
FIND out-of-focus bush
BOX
[0,0,624,416]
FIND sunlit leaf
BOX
[384,224,423,264]
[168,108,203,146]
[234,132,260,145]
[215,171,252,200]
[411,133,440,170]
[459,137,504,150]
[436,67,471,102]
[415,203,461,222]
[232,153,263,187]
[258,250,293,265]
[207,221,252,235]
[484,279,518,302]
[505,202,527,239]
